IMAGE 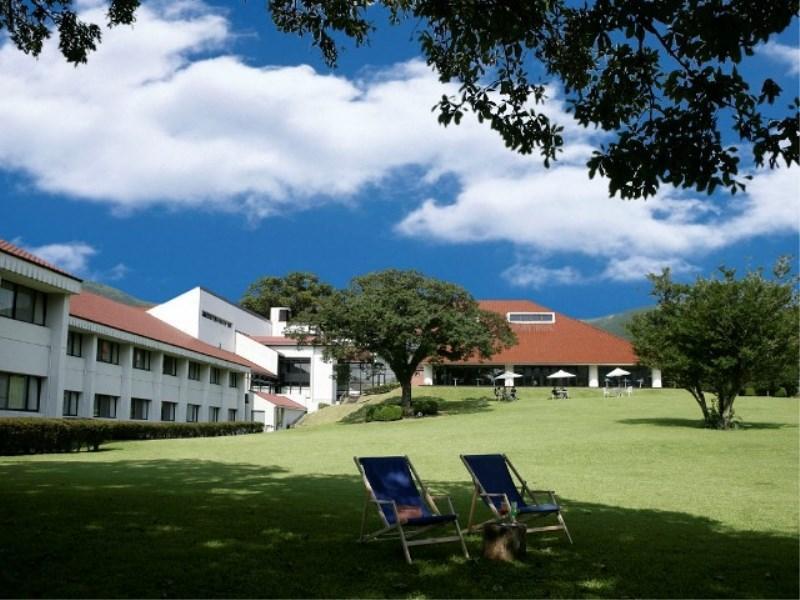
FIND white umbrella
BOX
[493,371,523,382]
[606,368,631,378]
[547,370,576,379]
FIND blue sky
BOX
[1,1,798,318]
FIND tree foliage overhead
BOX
[629,258,799,429]
[0,0,139,64]
[293,269,516,413]
[4,1,797,200]
[268,0,799,199]
[240,272,335,322]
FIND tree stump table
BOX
[482,522,527,561]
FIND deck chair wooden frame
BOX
[460,453,573,543]
[355,456,470,564]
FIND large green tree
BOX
[240,272,335,322]
[629,259,799,429]
[294,269,516,414]
[4,1,797,200]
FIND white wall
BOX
[197,288,272,338]
[235,331,278,375]
[147,288,201,340]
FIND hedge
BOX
[0,419,264,456]
[412,399,439,416]
[362,382,401,396]
[369,405,403,422]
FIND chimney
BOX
[270,307,291,337]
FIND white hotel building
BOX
[0,239,325,430]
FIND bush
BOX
[412,399,439,416]
[367,405,403,422]
[362,382,401,396]
[0,419,264,456]
[317,403,331,410]
[774,387,787,398]
[742,386,757,397]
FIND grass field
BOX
[0,387,797,598]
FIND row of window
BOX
[0,280,47,326]
[67,332,240,387]
[201,310,232,328]
[64,391,237,422]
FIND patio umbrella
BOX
[493,371,523,383]
[606,368,630,377]
[546,370,576,379]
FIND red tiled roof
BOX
[0,239,82,281]
[254,391,307,411]
[70,291,275,374]
[251,336,306,347]
[456,299,638,365]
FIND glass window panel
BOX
[26,377,39,411]
[33,292,46,325]
[7,375,26,410]
[0,282,14,318]
[14,287,34,323]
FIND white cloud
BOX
[502,264,585,288]
[0,2,797,285]
[760,41,800,75]
[19,240,128,282]
[22,242,97,274]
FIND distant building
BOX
[1,237,659,428]
[416,300,660,389]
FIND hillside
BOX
[582,306,651,340]
[82,281,153,307]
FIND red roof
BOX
[251,336,306,347]
[460,300,637,365]
[0,239,82,281]
[70,291,275,374]
[254,391,307,411]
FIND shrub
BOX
[317,403,331,410]
[742,386,757,397]
[369,405,403,422]
[774,387,787,398]
[412,399,439,416]
[362,382,401,396]
[0,419,264,456]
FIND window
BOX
[130,398,150,420]
[186,404,200,422]
[229,372,239,388]
[201,310,232,328]
[94,394,118,418]
[63,390,80,416]
[66,331,82,357]
[279,357,311,387]
[209,367,221,385]
[0,280,47,325]
[0,372,41,412]
[209,407,220,422]
[97,339,120,364]
[506,312,556,324]
[161,401,176,422]
[228,408,237,422]
[188,362,201,381]
[163,355,177,376]
[132,348,151,371]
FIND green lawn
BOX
[1,387,797,598]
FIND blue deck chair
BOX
[355,456,470,564]
[460,453,572,543]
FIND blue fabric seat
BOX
[355,455,470,564]
[460,453,573,544]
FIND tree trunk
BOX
[400,379,413,416]
[688,387,711,424]
[717,393,736,429]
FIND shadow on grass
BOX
[618,417,793,430]
[0,459,796,598]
